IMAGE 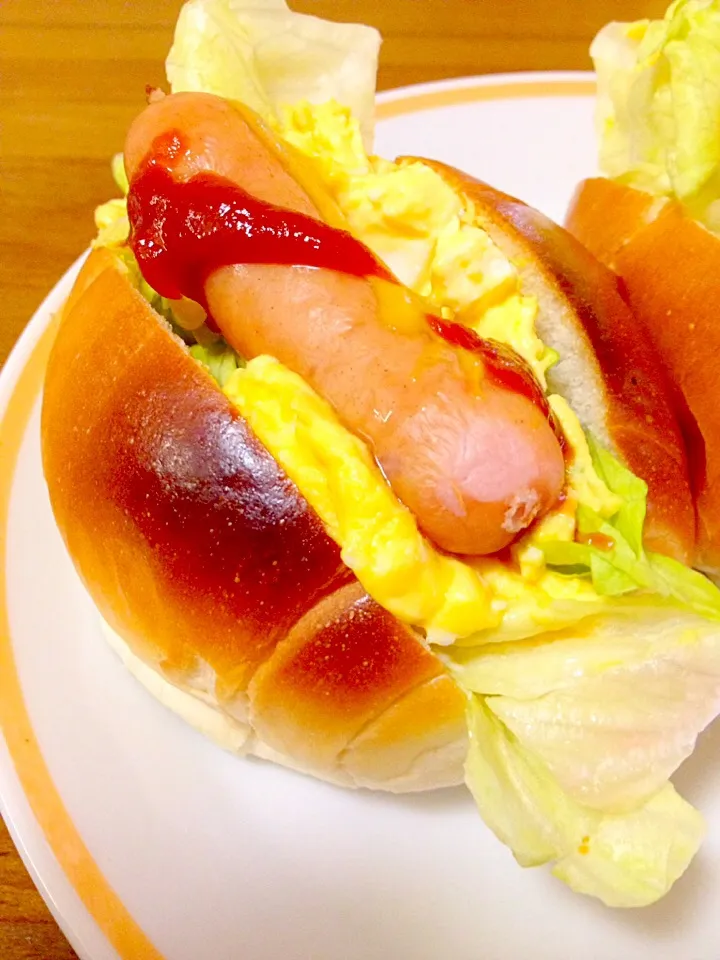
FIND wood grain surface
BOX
[0,1,667,957]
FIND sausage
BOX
[124,92,565,556]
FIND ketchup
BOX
[426,315,558,429]
[577,531,616,552]
[127,133,564,446]
[128,161,393,306]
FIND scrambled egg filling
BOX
[224,357,499,638]
[98,99,623,643]
[223,358,607,645]
[272,101,619,638]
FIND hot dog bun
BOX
[42,160,694,793]
[563,178,669,271]
[420,163,695,564]
[566,179,720,576]
[41,250,468,793]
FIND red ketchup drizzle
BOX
[128,163,394,307]
[127,133,565,449]
[577,531,615,552]
[426,315,565,450]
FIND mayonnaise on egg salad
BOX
[90,0,720,910]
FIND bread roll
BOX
[567,179,720,576]
[41,252,468,792]
[422,162,695,564]
[564,177,669,271]
[43,165,696,792]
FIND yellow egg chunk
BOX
[277,100,370,182]
[428,220,517,314]
[223,356,500,639]
[278,102,465,289]
[338,159,464,290]
[470,294,557,390]
[469,563,607,646]
[93,198,129,248]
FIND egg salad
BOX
[278,101,558,387]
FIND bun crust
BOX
[566,179,720,574]
[568,178,720,575]
[41,253,466,791]
[417,161,695,564]
[564,177,669,271]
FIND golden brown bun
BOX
[564,177,669,271]
[415,160,696,565]
[41,252,467,792]
[45,166,695,790]
[567,178,720,575]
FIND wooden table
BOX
[0,1,668,956]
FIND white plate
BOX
[3,72,720,960]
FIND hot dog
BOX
[124,92,566,557]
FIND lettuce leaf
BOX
[189,341,243,386]
[586,434,647,555]
[542,437,720,618]
[592,0,720,229]
[92,152,131,248]
[648,552,720,619]
[462,601,720,907]
[454,603,720,809]
[451,423,720,905]
[466,696,705,907]
[111,152,129,196]
[166,0,381,149]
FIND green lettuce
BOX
[457,604,720,808]
[542,436,720,619]
[111,152,129,196]
[466,696,705,907]
[454,597,720,905]
[648,552,720,619]
[93,154,131,249]
[587,434,647,555]
[189,341,243,386]
[448,429,720,905]
[592,0,720,229]
[165,0,381,149]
